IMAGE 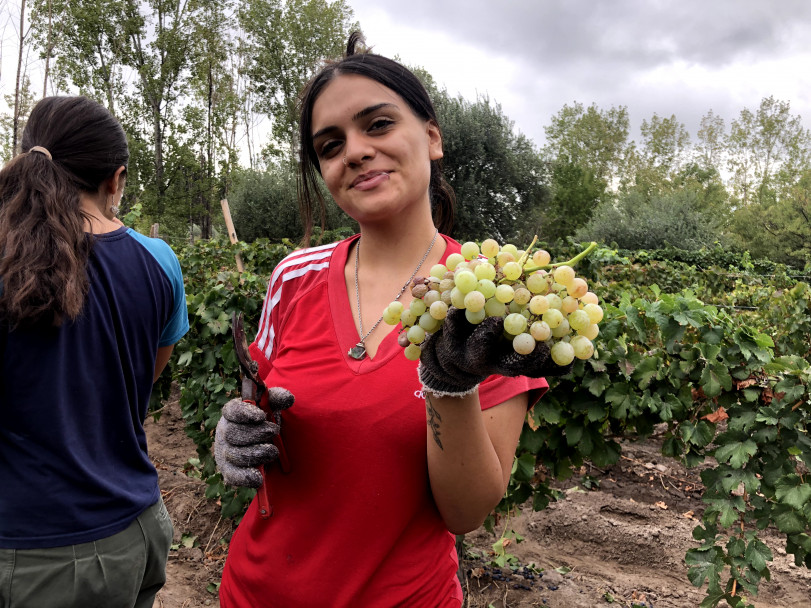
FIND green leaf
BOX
[775,475,811,511]
[686,546,724,592]
[772,504,806,534]
[714,439,757,469]
[744,538,773,572]
[513,453,536,483]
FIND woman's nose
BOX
[343,133,375,167]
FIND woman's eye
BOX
[318,141,341,158]
[369,118,394,132]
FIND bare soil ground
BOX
[145,397,811,608]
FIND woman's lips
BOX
[351,171,390,191]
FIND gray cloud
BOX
[350,0,811,146]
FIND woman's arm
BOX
[154,345,174,382]
[425,390,527,535]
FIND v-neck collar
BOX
[328,234,454,374]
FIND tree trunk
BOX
[12,0,27,154]
[42,0,52,97]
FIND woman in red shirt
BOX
[214,33,568,607]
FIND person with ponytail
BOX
[0,96,189,608]
[212,34,568,607]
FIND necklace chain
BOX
[349,229,439,360]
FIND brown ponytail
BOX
[0,96,129,327]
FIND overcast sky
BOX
[346,0,811,149]
[3,1,811,154]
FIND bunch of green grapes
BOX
[382,238,603,367]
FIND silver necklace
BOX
[349,229,439,360]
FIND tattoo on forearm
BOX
[426,395,443,450]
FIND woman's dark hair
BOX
[0,96,129,327]
[298,32,455,244]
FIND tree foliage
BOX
[427,83,549,243]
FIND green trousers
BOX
[0,498,173,608]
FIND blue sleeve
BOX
[126,229,189,346]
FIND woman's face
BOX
[310,74,443,225]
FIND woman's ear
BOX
[108,166,127,196]
[427,120,443,161]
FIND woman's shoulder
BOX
[269,237,351,283]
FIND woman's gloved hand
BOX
[213,387,294,487]
[418,307,573,398]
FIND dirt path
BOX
[145,398,811,607]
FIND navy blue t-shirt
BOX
[0,227,188,549]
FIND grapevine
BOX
[382,237,602,365]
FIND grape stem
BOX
[523,241,598,273]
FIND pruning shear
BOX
[231,312,290,519]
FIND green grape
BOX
[439,278,455,292]
[400,309,417,327]
[429,300,448,320]
[419,312,441,332]
[423,290,441,306]
[464,290,486,312]
[545,293,563,310]
[551,341,575,366]
[460,241,480,260]
[484,298,507,317]
[477,279,497,299]
[474,262,496,281]
[532,249,551,266]
[430,264,447,280]
[388,301,404,315]
[584,303,604,324]
[465,308,486,324]
[480,239,500,258]
[404,343,422,361]
[561,296,578,314]
[528,295,549,315]
[569,277,588,298]
[501,243,519,257]
[530,321,551,341]
[450,287,466,308]
[503,313,527,335]
[513,287,531,306]
[568,309,590,331]
[495,284,515,303]
[508,301,524,314]
[542,308,563,329]
[553,265,575,288]
[496,251,515,266]
[551,318,570,338]
[440,290,453,306]
[455,270,478,294]
[503,261,522,280]
[581,291,599,306]
[512,333,535,355]
[407,325,426,344]
[445,253,465,271]
[409,298,427,316]
[382,306,401,325]
[526,271,549,294]
[570,335,594,359]
[578,323,600,340]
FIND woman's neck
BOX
[79,192,121,234]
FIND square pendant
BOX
[348,343,367,360]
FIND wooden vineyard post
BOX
[220,199,245,277]
[149,223,160,238]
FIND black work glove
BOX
[418,307,573,397]
[213,387,294,488]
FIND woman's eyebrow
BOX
[312,103,399,141]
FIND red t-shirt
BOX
[219,235,548,607]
